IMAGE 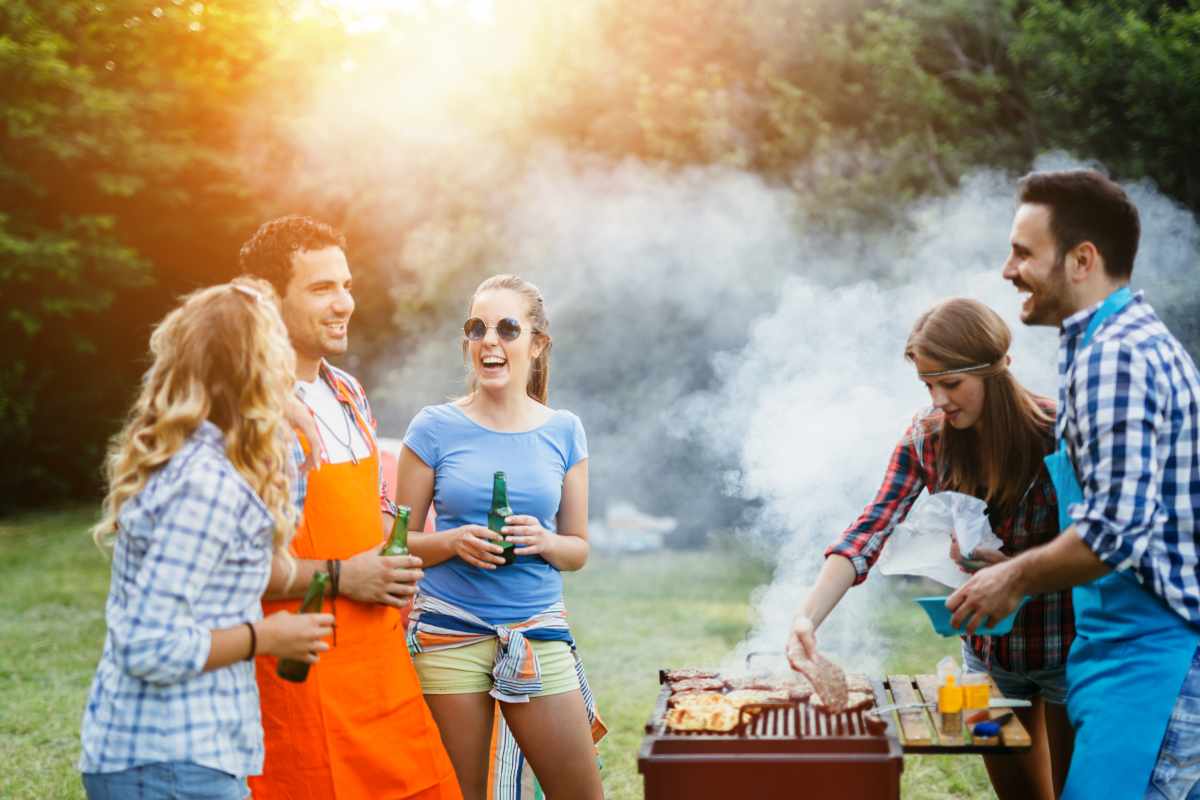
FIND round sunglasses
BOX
[463,316,523,342]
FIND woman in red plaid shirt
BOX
[788,298,1074,800]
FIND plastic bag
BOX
[876,491,1003,589]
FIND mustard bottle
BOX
[938,674,964,735]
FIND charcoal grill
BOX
[638,671,902,799]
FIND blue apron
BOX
[1045,287,1200,800]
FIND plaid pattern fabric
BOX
[314,360,398,518]
[79,422,274,777]
[1058,291,1200,626]
[828,403,1073,671]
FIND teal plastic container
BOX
[915,595,1031,637]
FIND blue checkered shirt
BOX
[1058,291,1200,625]
[79,421,276,777]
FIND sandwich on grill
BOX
[665,693,741,732]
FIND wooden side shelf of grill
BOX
[881,674,1032,754]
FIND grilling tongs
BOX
[869,697,1032,715]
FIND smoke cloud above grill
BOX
[345,149,1197,674]
[367,153,1193,670]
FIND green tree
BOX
[1015,0,1200,213]
[0,0,343,510]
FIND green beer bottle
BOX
[488,471,516,566]
[381,505,411,557]
[276,571,329,683]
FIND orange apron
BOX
[251,438,461,800]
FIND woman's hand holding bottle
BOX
[256,610,335,663]
[502,514,557,557]
[451,524,508,569]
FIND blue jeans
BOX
[1147,647,1200,800]
[82,762,248,800]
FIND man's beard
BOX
[1019,256,1070,326]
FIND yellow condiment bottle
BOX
[961,673,990,710]
[938,674,964,734]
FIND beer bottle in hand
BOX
[488,471,516,566]
[382,505,411,556]
[277,571,329,683]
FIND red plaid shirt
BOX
[827,403,1074,672]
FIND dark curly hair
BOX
[238,215,347,295]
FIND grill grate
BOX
[640,673,904,800]
[653,698,885,739]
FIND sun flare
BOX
[305,0,495,32]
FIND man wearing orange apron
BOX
[240,216,462,800]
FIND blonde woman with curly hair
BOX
[79,278,334,800]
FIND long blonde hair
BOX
[905,299,1054,523]
[93,277,299,557]
[463,274,553,404]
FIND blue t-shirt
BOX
[402,402,588,624]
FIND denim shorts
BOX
[961,641,1069,705]
[1147,646,1200,800]
[82,761,249,800]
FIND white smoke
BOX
[364,152,1200,676]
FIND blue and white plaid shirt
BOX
[1058,290,1200,626]
[80,421,276,777]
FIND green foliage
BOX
[0,1,336,509]
[1015,0,1200,211]
[523,0,1032,225]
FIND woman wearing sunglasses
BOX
[786,299,1074,800]
[395,275,603,800]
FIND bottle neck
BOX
[492,479,508,508]
[388,512,409,549]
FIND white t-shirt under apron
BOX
[295,377,372,465]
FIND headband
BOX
[917,357,1007,378]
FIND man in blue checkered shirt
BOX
[948,170,1200,800]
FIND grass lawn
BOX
[2,510,996,799]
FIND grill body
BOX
[638,683,903,799]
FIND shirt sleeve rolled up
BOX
[827,424,928,585]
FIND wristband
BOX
[244,621,257,661]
